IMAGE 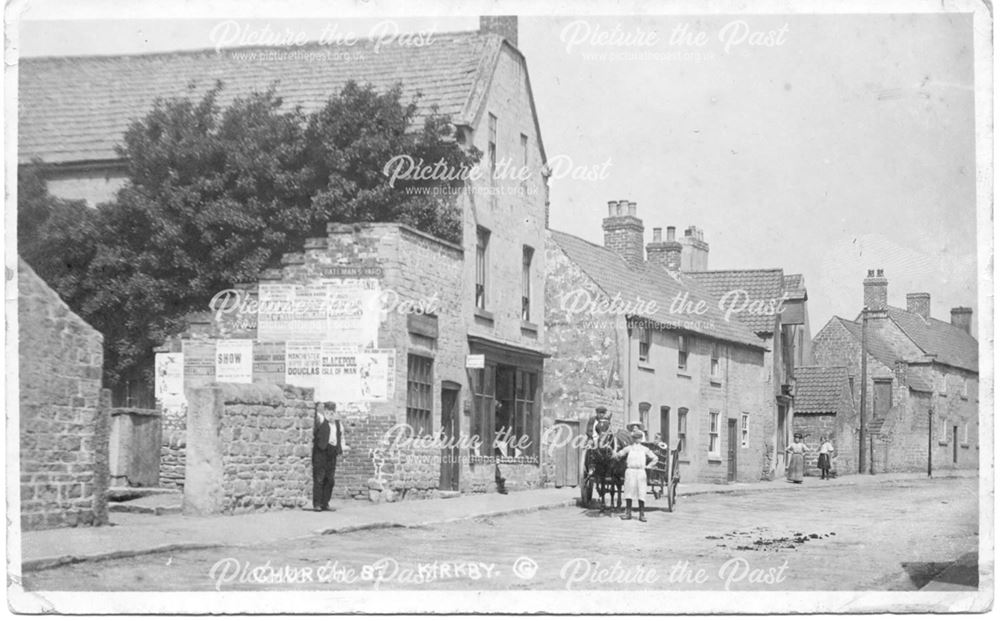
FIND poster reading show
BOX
[215,339,253,383]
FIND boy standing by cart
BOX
[616,426,659,522]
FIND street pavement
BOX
[19,473,980,592]
[17,470,981,593]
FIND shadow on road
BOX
[901,552,979,589]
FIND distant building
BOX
[544,201,773,485]
[812,269,978,472]
[679,233,814,479]
[792,365,857,475]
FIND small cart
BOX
[643,441,680,512]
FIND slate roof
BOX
[19,32,506,164]
[685,269,785,334]
[549,230,765,350]
[884,306,978,373]
[832,316,901,372]
[793,366,850,414]
[836,307,978,374]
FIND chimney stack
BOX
[950,307,973,334]
[603,199,645,269]
[646,225,683,271]
[680,225,709,271]
[479,16,518,47]
[863,268,888,311]
[906,292,931,320]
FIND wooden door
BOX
[439,387,460,490]
[727,419,738,482]
[659,407,670,446]
[553,420,580,487]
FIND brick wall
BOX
[18,258,110,530]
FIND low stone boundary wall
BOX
[184,383,313,515]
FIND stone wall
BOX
[18,258,110,530]
[184,383,314,514]
[160,405,186,489]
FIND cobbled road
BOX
[22,476,978,591]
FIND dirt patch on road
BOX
[707,527,837,552]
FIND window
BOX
[475,227,490,310]
[741,413,750,448]
[488,113,498,182]
[961,377,969,399]
[513,370,538,458]
[521,246,533,321]
[873,379,892,418]
[710,343,721,379]
[406,354,433,435]
[709,411,720,456]
[677,408,688,454]
[677,334,689,370]
[638,402,651,433]
[637,324,651,363]
[936,374,947,395]
[470,364,496,457]
[940,418,949,443]
[962,423,969,445]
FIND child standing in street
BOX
[818,436,835,480]
[615,427,658,522]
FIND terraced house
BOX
[19,17,554,503]
[544,201,774,486]
[812,270,979,473]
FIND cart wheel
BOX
[579,476,594,507]
[667,479,677,512]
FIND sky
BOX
[16,8,980,338]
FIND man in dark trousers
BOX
[313,402,346,511]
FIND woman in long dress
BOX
[785,433,808,483]
[615,428,658,521]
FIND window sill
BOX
[960,396,969,401]
[520,320,538,337]
[709,379,722,387]
[676,372,692,379]
[474,308,494,325]
[938,441,948,446]
[679,458,691,464]
[961,443,970,449]
[637,363,655,373]
[708,458,722,464]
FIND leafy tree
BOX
[19,80,480,389]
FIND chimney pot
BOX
[652,228,662,242]
[666,226,676,241]
[906,292,931,320]
[602,199,644,269]
[950,306,973,334]
[479,15,518,46]
[863,269,888,311]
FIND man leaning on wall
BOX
[313,402,348,511]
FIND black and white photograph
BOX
[4,0,993,614]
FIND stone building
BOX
[18,258,110,529]
[668,230,815,479]
[791,366,857,476]
[812,269,979,473]
[544,201,774,485]
[30,16,552,500]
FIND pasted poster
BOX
[252,341,286,385]
[182,339,216,390]
[358,349,396,402]
[285,341,324,398]
[215,339,253,383]
[320,344,361,403]
[154,352,185,406]
[256,279,380,346]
